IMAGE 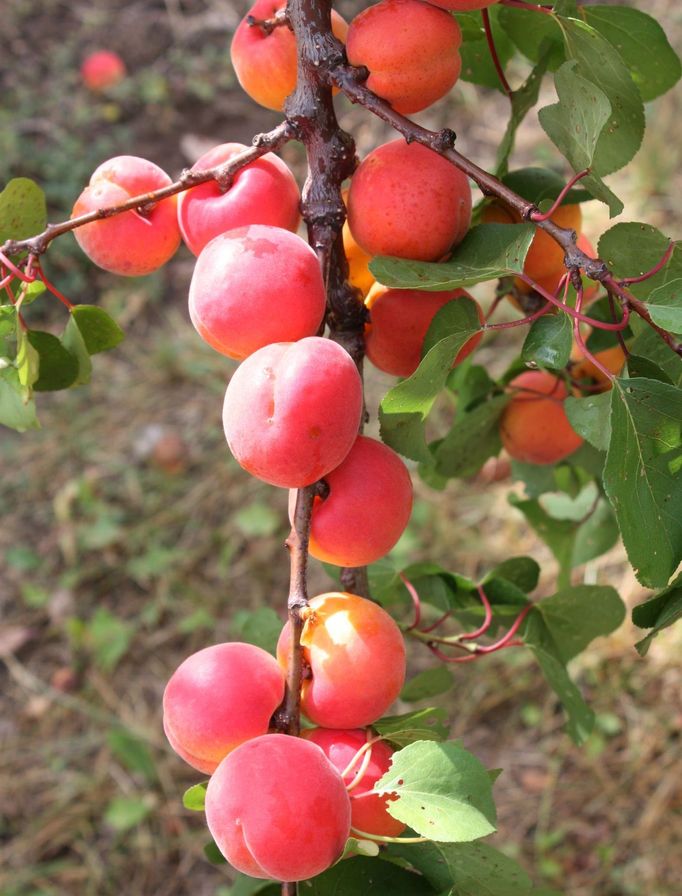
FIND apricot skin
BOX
[572,345,626,390]
[303,727,406,837]
[80,50,126,91]
[500,370,583,465]
[277,592,407,728]
[177,143,300,256]
[346,0,462,115]
[365,285,484,377]
[223,337,363,488]
[205,734,351,881]
[188,225,326,360]
[348,140,472,262]
[294,435,413,567]
[72,156,180,276]
[231,0,348,111]
[162,642,285,774]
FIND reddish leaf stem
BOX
[400,573,422,631]
[620,240,676,285]
[482,8,512,97]
[529,169,590,223]
[458,585,493,642]
[573,285,615,383]
[33,262,74,310]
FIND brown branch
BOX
[0,121,295,258]
[247,7,291,34]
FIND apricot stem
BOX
[529,169,590,223]
[350,827,428,843]
[620,240,676,285]
[482,8,512,97]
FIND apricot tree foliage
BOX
[2,1,682,893]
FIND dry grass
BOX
[1,2,681,894]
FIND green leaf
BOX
[182,782,208,811]
[108,728,157,784]
[521,313,573,370]
[104,796,151,832]
[584,6,682,103]
[370,224,535,291]
[223,876,278,896]
[204,839,227,864]
[0,366,39,432]
[71,305,124,354]
[538,60,623,216]
[556,17,645,177]
[456,8,515,92]
[509,495,576,586]
[498,3,564,68]
[565,392,612,452]
[374,708,450,748]
[16,326,39,389]
[496,52,551,176]
[501,167,589,207]
[604,377,682,587]
[632,572,682,655]
[26,330,79,392]
[231,607,283,656]
[401,667,454,702]
[389,840,533,896]
[485,556,540,594]
[337,837,380,862]
[0,178,47,245]
[302,856,436,895]
[644,279,682,334]
[379,300,483,461]
[433,393,508,479]
[374,740,497,842]
[61,313,93,385]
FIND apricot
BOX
[223,337,363,488]
[80,50,126,91]
[512,234,599,309]
[277,592,406,728]
[72,156,180,276]
[231,0,348,111]
[348,140,472,262]
[572,344,626,390]
[206,734,351,880]
[343,220,375,297]
[294,435,413,567]
[482,200,582,283]
[365,284,484,377]
[188,225,325,360]
[162,642,285,774]
[303,727,406,837]
[346,0,462,115]
[500,370,583,465]
[177,143,300,256]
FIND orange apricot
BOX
[294,435,414,567]
[277,591,406,728]
[205,734,351,880]
[72,156,180,276]
[177,142,299,256]
[231,0,348,111]
[572,345,626,390]
[346,0,462,114]
[365,284,484,377]
[80,50,126,91]
[348,140,472,262]
[500,370,583,465]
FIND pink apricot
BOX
[348,140,472,262]
[72,156,180,276]
[277,592,406,728]
[205,734,351,880]
[231,0,348,111]
[223,337,363,488]
[365,285,484,377]
[177,142,300,256]
[188,225,326,360]
[295,435,413,567]
[303,727,406,837]
[80,50,126,91]
[346,0,462,115]
[162,642,285,774]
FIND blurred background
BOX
[1,1,681,894]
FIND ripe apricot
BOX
[365,284,483,377]
[80,50,126,91]
[294,435,413,567]
[277,591,406,728]
[512,234,599,311]
[343,222,375,297]
[572,344,626,390]
[482,200,582,283]
[223,337,363,488]
[500,370,583,465]
[348,140,472,262]
[303,728,406,837]
[177,143,300,255]
[188,225,325,360]
[206,734,351,880]
[231,0,348,111]
[162,642,285,774]
[346,0,462,114]
[72,156,180,276]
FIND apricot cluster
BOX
[163,591,406,880]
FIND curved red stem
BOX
[529,170,590,223]
[482,9,511,97]
[458,585,493,642]
[400,573,421,631]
